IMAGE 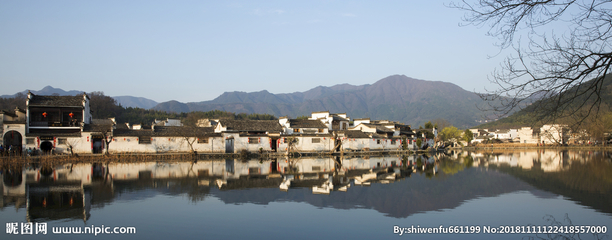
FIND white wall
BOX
[278,135,333,152]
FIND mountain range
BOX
[152,75,492,128]
[2,75,493,128]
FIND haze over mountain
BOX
[153,75,491,128]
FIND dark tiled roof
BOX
[113,126,217,137]
[112,129,153,137]
[26,132,82,137]
[153,126,214,137]
[0,110,17,118]
[337,130,370,139]
[83,119,114,132]
[369,133,389,139]
[288,119,328,129]
[28,95,84,107]
[218,119,283,132]
[91,119,114,125]
[360,123,394,133]
[399,131,415,136]
[26,128,82,137]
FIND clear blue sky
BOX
[0,0,505,103]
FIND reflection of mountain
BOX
[212,167,536,218]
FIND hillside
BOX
[154,75,492,129]
[476,74,612,129]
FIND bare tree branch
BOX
[450,0,612,125]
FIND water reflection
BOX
[1,150,611,224]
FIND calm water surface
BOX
[1,150,611,239]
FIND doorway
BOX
[270,138,278,152]
[225,137,234,153]
[92,136,103,154]
[40,141,53,153]
[3,130,22,155]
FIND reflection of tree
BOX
[160,178,210,203]
[440,159,465,176]
[463,155,474,168]
[285,157,300,174]
[492,153,612,214]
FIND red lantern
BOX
[69,112,74,118]
[42,112,47,118]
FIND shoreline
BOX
[461,145,612,151]
[1,146,610,164]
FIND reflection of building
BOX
[481,150,570,172]
[1,163,114,222]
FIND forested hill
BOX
[476,74,612,130]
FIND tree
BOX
[65,138,81,156]
[88,91,121,119]
[439,126,463,142]
[451,0,612,124]
[88,121,114,155]
[463,129,474,144]
[579,107,612,144]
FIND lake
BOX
[1,150,611,239]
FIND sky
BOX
[0,0,507,103]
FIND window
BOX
[311,138,321,143]
[198,169,209,177]
[377,139,381,144]
[249,138,259,144]
[57,138,67,145]
[139,138,151,144]
[198,137,209,144]
[26,138,35,145]
[249,167,260,174]
[312,166,321,171]
[391,139,396,145]
[318,128,325,133]
[294,128,300,133]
